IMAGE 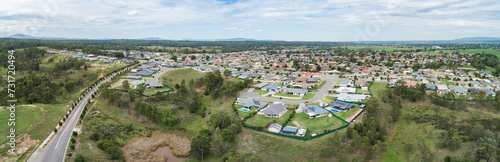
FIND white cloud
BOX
[127,10,139,16]
[0,0,499,39]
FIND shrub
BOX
[89,132,100,141]
[54,128,58,133]
[71,138,76,143]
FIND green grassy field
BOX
[451,49,500,56]
[290,113,347,134]
[143,86,173,95]
[245,110,293,127]
[161,68,206,88]
[332,106,359,119]
[369,82,388,97]
[253,89,269,95]
[302,93,315,100]
[0,104,68,156]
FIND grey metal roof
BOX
[236,98,268,108]
[282,126,299,135]
[303,105,329,116]
[329,101,356,110]
[287,88,308,94]
[260,104,288,116]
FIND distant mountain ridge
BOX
[4,34,500,42]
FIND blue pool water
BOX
[331,109,340,113]
[238,108,249,112]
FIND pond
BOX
[154,146,188,162]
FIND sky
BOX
[1,0,499,41]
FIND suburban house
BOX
[148,82,164,88]
[426,83,436,90]
[328,101,356,111]
[337,93,367,102]
[126,75,142,80]
[286,89,308,96]
[258,104,288,118]
[306,78,320,83]
[262,84,281,92]
[135,70,155,77]
[303,105,330,118]
[268,123,282,133]
[235,98,268,109]
[339,79,354,87]
[355,80,368,87]
[336,87,356,93]
[451,86,467,95]
[456,81,468,87]
[436,85,450,94]
[481,89,496,96]
[468,88,480,95]
[252,82,269,89]
[292,83,314,89]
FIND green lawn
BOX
[314,81,326,89]
[302,93,315,100]
[161,68,206,88]
[322,96,336,104]
[290,113,347,134]
[356,89,370,94]
[274,93,301,98]
[440,81,456,86]
[253,89,269,95]
[237,108,257,118]
[143,86,173,95]
[333,106,359,119]
[369,82,388,97]
[245,110,293,128]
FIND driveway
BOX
[240,75,339,104]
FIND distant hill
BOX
[8,34,36,39]
[4,34,500,42]
[7,34,76,40]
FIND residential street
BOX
[240,75,339,104]
[27,67,132,162]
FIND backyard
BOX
[289,113,347,134]
[332,106,360,120]
[244,110,293,128]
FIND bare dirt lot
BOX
[122,131,190,161]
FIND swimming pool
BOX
[331,109,340,113]
[238,108,249,112]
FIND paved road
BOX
[240,75,339,104]
[146,67,172,84]
[28,66,133,162]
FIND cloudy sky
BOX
[1,0,499,41]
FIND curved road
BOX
[241,75,339,104]
[28,66,133,162]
